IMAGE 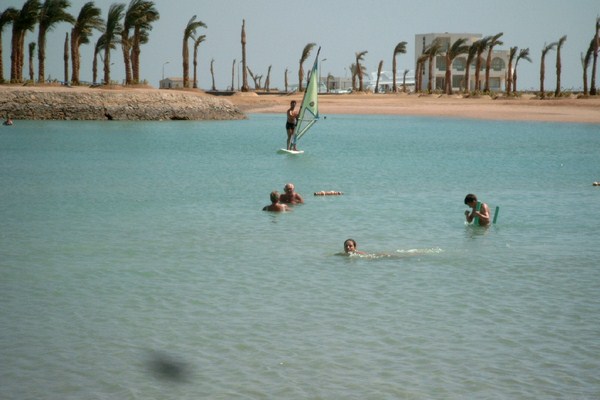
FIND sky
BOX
[1,0,598,91]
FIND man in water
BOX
[279,183,304,204]
[344,238,366,255]
[262,191,290,212]
[464,193,490,226]
[285,100,298,150]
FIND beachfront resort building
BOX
[415,33,509,92]
[159,77,195,89]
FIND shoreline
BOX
[227,91,600,124]
[1,85,599,123]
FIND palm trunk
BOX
[375,60,382,93]
[539,55,545,97]
[193,46,198,88]
[182,36,189,88]
[427,56,433,92]
[0,31,4,82]
[63,33,69,84]
[590,28,599,95]
[103,46,110,85]
[122,36,132,85]
[445,54,452,94]
[555,49,562,97]
[71,31,79,85]
[392,56,397,92]
[37,27,47,83]
[506,59,513,96]
[28,45,34,81]
[241,19,248,92]
[231,59,235,91]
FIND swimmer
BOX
[464,193,490,226]
[279,183,304,204]
[262,191,290,212]
[343,238,366,255]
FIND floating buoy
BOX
[314,191,343,196]
[593,182,600,186]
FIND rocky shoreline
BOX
[0,86,245,121]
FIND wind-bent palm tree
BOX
[506,46,517,95]
[70,2,103,85]
[425,38,442,92]
[298,43,316,92]
[539,41,557,97]
[589,17,599,95]
[240,19,248,92]
[474,36,490,92]
[102,3,125,86]
[192,33,205,88]
[582,38,595,95]
[28,41,35,81]
[92,33,109,84]
[375,60,383,93]
[127,0,158,84]
[392,41,406,92]
[554,35,567,97]
[355,50,368,91]
[1,8,18,83]
[37,0,74,83]
[483,32,503,92]
[415,53,428,92]
[513,48,531,93]
[182,15,206,88]
[10,0,40,83]
[463,42,478,93]
[444,37,468,94]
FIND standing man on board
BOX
[279,183,304,205]
[286,100,298,150]
[464,193,490,226]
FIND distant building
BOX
[159,77,196,89]
[415,33,509,92]
[366,71,415,93]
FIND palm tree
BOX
[506,46,517,96]
[70,1,104,85]
[92,33,110,84]
[463,42,478,93]
[192,33,205,88]
[444,37,468,94]
[589,17,599,96]
[129,1,158,84]
[102,3,125,86]
[554,35,567,97]
[415,53,428,92]
[425,38,442,92]
[402,68,409,92]
[540,41,557,97]
[474,36,490,92]
[582,38,595,95]
[210,58,216,90]
[1,8,18,83]
[264,64,271,92]
[354,50,368,91]
[284,67,288,92]
[392,41,406,92]
[182,15,206,88]
[297,43,316,92]
[10,0,40,83]
[63,32,68,82]
[230,58,235,90]
[350,63,357,90]
[240,19,248,92]
[513,48,531,93]
[375,60,383,93]
[483,32,503,92]
[37,0,74,83]
[28,41,35,81]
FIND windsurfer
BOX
[262,191,290,212]
[279,183,304,204]
[286,100,298,150]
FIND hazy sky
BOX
[2,0,598,91]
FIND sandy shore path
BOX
[228,92,600,124]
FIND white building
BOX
[366,71,416,93]
[159,77,194,89]
[415,33,509,92]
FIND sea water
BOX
[1,115,599,399]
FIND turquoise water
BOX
[1,115,599,399]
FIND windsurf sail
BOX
[292,47,321,146]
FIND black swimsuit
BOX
[286,121,296,130]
